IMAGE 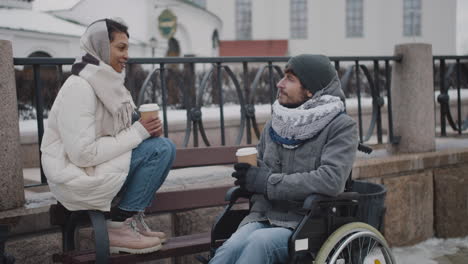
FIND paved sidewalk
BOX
[393,237,468,264]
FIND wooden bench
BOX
[50,146,250,264]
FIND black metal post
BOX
[334,60,340,73]
[217,62,226,145]
[193,121,199,147]
[33,64,47,184]
[243,62,252,144]
[268,62,275,104]
[374,60,383,143]
[159,63,169,138]
[385,60,395,144]
[440,59,446,136]
[456,59,462,134]
[355,61,363,142]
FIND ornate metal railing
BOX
[433,56,468,136]
[14,55,400,187]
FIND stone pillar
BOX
[0,40,25,210]
[388,43,435,154]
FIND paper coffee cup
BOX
[235,147,258,166]
[139,103,160,120]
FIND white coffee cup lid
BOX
[139,103,160,112]
[236,147,257,156]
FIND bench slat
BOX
[172,146,252,169]
[57,232,224,263]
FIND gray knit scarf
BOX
[271,94,345,149]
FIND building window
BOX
[346,0,363,38]
[290,0,307,39]
[403,0,421,36]
[191,0,206,8]
[212,30,220,49]
[236,0,252,40]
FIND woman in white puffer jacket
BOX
[40,18,175,254]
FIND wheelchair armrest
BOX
[302,192,359,210]
[225,186,252,202]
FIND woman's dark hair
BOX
[106,19,129,42]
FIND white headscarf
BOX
[80,19,111,64]
[72,18,135,136]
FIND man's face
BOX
[276,72,312,106]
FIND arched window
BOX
[27,51,54,69]
[212,30,220,49]
[166,37,180,57]
[290,0,308,39]
[28,51,51,57]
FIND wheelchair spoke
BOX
[359,237,363,264]
[346,241,352,263]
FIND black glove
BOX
[232,163,270,195]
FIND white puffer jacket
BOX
[40,75,150,211]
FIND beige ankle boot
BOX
[133,213,168,243]
[107,218,162,254]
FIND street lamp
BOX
[149,37,157,58]
[149,37,157,68]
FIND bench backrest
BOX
[146,146,252,214]
[172,146,249,169]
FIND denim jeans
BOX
[209,221,292,264]
[116,137,176,212]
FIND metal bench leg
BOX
[63,212,81,251]
[87,211,109,264]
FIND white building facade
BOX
[0,0,222,58]
[206,0,460,56]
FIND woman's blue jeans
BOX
[116,137,176,212]
[209,221,292,264]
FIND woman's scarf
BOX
[71,19,134,136]
[271,94,345,149]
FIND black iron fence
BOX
[433,56,468,136]
[14,56,401,187]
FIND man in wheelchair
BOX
[209,54,359,264]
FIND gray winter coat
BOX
[239,81,359,229]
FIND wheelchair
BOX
[205,145,396,264]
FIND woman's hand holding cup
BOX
[138,103,162,137]
[140,116,163,137]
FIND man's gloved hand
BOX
[232,163,271,195]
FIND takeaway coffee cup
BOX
[235,147,258,166]
[139,103,160,120]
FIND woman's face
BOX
[109,32,129,73]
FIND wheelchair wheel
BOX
[314,222,395,264]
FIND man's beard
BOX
[279,91,311,108]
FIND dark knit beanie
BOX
[286,54,336,94]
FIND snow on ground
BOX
[392,236,468,264]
